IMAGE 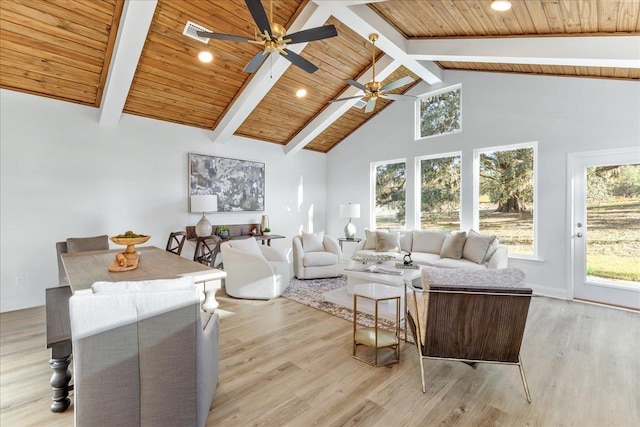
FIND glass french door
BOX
[569,148,640,310]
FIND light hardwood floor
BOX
[1,291,638,426]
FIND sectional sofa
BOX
[353,229,508,270]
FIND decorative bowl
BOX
[110,236,150,246]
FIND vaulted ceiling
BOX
[1,0,639,154]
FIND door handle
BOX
[576,232,583,238]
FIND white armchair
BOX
[292,232,342,279]
[220,238,290,299]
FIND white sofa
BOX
[353,229,508,270]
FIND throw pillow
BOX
[363,229,378,250]
[375,231,401,253]
[484,238,500,263]
[412,230,449,254]
[302,231,325,252]
[440,231,467,259]
[462,229,496,264]
[230,237,264,258]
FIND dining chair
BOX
[193,236,222,268]
[56,235,109,286]
[165,231,187,256]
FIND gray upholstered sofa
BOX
[353,229,508,269]
[69,277,219,427]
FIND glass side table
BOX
[352,283,402,367]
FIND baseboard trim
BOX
[527,282,570,300]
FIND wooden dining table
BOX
[46,245,225,413]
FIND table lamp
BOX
[340,203,360,239]
[191,195,218,237]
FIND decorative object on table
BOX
[261,214,269,233]
[189,153,265,213]
[395,263,420,270]
[340,202,360,239]
[190,194,218,237]
[351,254,394,264]
[345,264,403,276]
[262,227,271,236]
[215,225,230,239]
[109,231,150,271]
[403,251,413,265]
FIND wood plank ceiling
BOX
[0,1,638,154]
[370,0,640,80]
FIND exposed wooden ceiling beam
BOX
[407,36,640,69]
[317,1,442,85]
[284,55,400,155]
[209,1,331,144]
[99,0,157,127]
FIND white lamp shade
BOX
[190,195,218,213]
[340,203,360,218]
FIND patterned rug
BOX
[281,276,411,341]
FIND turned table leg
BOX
[49,354,72,412]
[201,279,222,313]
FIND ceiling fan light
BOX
[296,88,307,98]
[198,51,213,63]
[491,0,512,11]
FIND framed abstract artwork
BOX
[188,153,265,212]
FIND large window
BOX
[417,153,461,231]
[372,160,406,228]
[475,143,537,256]
[416,85,461,139]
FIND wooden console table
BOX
[186,225,285,246]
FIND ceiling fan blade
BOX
[244,51,269,73]
[245,0,272,36]
[344,79,368,92]
[287,25,338,44]
[383,93,417,101]
[281,48,318,73]
[328,95,364,103]
[196,31,249,43]
[365,97,377,113]
[380,76,415,92]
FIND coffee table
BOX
[324,260,423,321]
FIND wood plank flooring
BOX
[1,291,638,426]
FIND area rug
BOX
[281,276,411,341]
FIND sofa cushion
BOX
[302,231,325,252]
[412,230,448,254]
[433,257,487,270]
[363,229,377,250]
[376,231,401,253]
[409,252,442,266]
[440,231,467,259]
[462,230,496,264]
[303,251,339,267]
[398,230,413,252]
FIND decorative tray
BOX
[395,263,420,270]
[351,254,395,264]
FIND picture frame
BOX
[188,153,265,212]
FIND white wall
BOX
[0,90,327,312]
[326,71,640,299]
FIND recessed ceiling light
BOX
[198,51,213,63]
[296,88,307,98]
[491,0,512,11]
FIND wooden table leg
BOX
[201,279,221,313]
[49,350,72,412]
